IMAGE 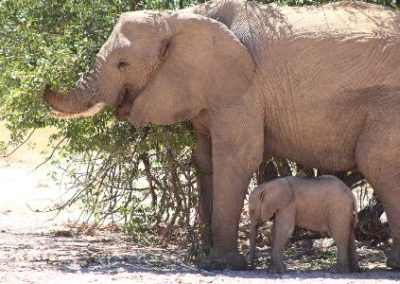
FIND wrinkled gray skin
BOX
[44,0,400,269]
[249,176,359,273]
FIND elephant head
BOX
[44,10,255,125]
[248,179,293,268]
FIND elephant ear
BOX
[260,179,294,221]
[128,12,255,126]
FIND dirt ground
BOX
[1,129,400,283]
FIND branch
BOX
[140,153,158,206]
[1,129,36,158]
[29,137,66,173]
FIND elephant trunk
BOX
[44,85,101,116]
[249,218,257,269]
[44,60,119,117]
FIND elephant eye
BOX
[117,61,129,70]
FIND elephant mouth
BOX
[115,87,140,120]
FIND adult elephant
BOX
[44,0,400,269]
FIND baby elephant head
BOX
[248,178,293,268]
[249,179,293,224]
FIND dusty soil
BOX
[1,128,400,283]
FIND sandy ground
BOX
[1,129,400,283]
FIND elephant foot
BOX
[201,248,247,270]
[268,262,286,274]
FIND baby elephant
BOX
[249,175,358,273]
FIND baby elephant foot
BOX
[333,263,350,274]
[268,262,286,274]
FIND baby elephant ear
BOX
[129,12,255,126]
[260,179,294,221]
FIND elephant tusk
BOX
[48,102,107,119]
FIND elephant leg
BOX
[356,116,400,268]
[364,181,400,268]
[363,180,400,269]
[194,123,213,249]
[269,207,295,273]
[210,158,254,270]
[331,220,351,273]
[210,137,263,269]
[207,102,264,270]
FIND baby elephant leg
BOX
[331,218,353,273]
[348,224,359,272]
[269,207,295,273]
